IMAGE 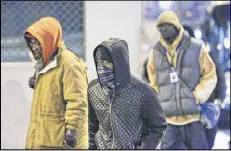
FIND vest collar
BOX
[155,32,191,72]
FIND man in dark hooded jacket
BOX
[88,38,167,149]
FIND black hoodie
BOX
[88,38,167,149]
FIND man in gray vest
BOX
[147,11,217,149]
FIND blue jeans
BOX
[205,126,217,149]
[161,121,209,149]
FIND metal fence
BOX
[1,1,85,62]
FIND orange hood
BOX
[24,17,62,63]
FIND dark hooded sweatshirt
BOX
[88,38,167,149]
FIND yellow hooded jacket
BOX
[24,17,88,149]
[147,11,217,125]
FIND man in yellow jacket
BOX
[24,17,88,149]
[147,11,217,149]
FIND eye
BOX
[159,25,164,28]
[29,42,33,47]
[157,24,165,30]
[166,24,172,27]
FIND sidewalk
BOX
[213,129,230,149]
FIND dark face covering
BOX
[95,49,115,104]
[25,36,45,72]
[157,23,179,44]
[95,49,115,90]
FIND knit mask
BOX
[95,50,115,90]
[158,23,179,39]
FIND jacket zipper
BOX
[109,92,115,149]
[173,60,184,115]
[175,83,183,115]
[34,73,42,89]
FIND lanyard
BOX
[163,41,182,68]
[166,51,176,68]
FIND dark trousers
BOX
[205,126,217,149]
[161,121,209,149]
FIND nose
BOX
[32,46,40,53]
[32,45,36,51]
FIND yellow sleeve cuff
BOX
[65,123,77,130]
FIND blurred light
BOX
[205,42,211,52]
[216,1,224,5]
[227,21,230,38]
[217,44,222,51]
[186,11,192,17]
[158,1,173,10]
[228,60,230,72]
[194,29,202,39]
[206,7,212,13]
[213,1,230,6]
[224,37,230,49]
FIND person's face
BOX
[29,39,42,60]
[96,54,115,88]
[96,59,114,79]
[157,23,178,39]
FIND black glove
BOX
[29,73,36,89]
[64,129,77,149]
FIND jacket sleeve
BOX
[147,50,159,93]
[62,60,88,131]
[139,88,167,149]
[88,97,99,149]
[193,46,217,104]
[141,59,149,83]
[209,51,227,101]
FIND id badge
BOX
[170,72,178,83]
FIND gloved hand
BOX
[29,73,36,89]
[64,129,77,149]
[200,102,221,129]
[214,98,223,107]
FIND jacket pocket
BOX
[181,98,200,115]
[37,116,65,148]
[180,84,200,115]
[181,87,195,99]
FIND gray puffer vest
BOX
[153,33,203,117]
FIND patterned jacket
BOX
[88,38,167,149]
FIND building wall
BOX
[85,1,142,81]
[1,63,34,149]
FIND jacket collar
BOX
[28,49,59,75]
[29,41,67,75]
[38,57,57,74]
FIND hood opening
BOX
[160,26,185,49]
[24,16,62,64]
[93,39,131,91]
[156,10,181,30]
